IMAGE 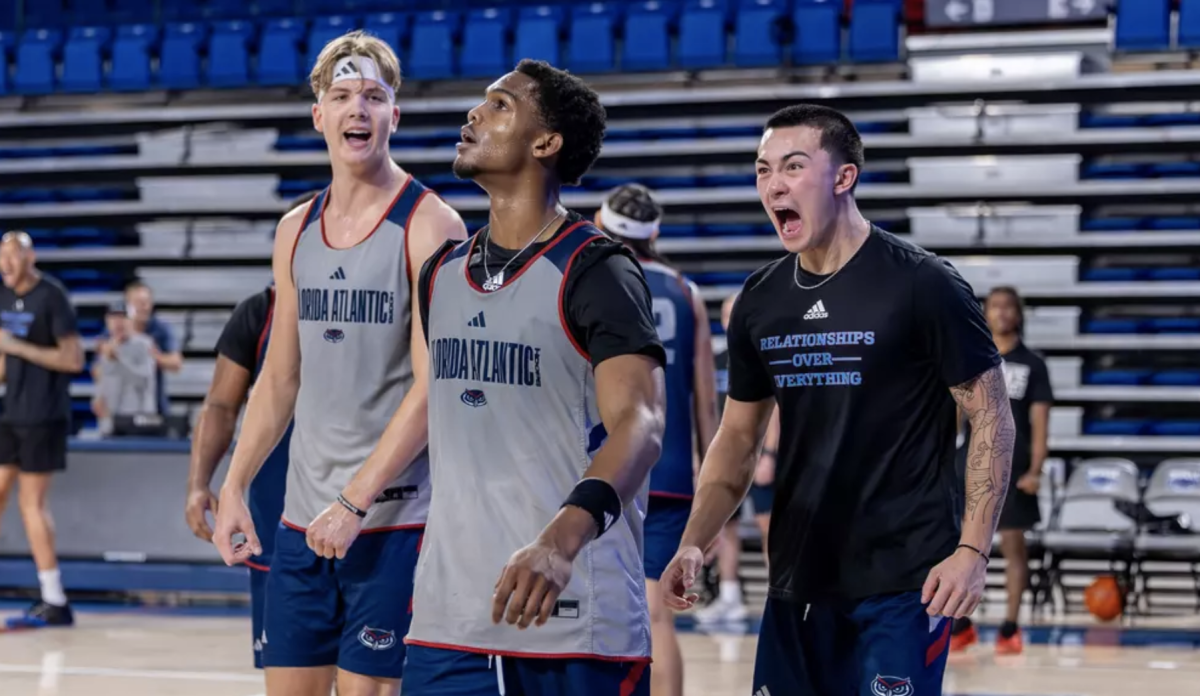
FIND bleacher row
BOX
[0,0,905,94]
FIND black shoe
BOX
[5,600,74,629]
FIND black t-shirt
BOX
[0,275,79,425]
[714,346,729,418]
[418,213,666,370]
[959,342,1053,475]
[216,288,273,376]
[727,226,1001,601]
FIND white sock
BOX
[719,580,741,604]
[38,569,67,607]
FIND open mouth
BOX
[460,127,477,144]
[772,206,802,237]
[343,129,372,146]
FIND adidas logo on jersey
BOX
[467,311,487,328]
[754,687,772,696]
[330,267,347,280]
[803,300,828,320]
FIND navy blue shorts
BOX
[401,644,649,695]
[753,591,951,696]
[643,495,691,581]
[748,483,773,515]
[262,524,423,679]
[250,566,269,669]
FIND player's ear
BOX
[532,131,563,162]
[833,163,858,196]
[391,103,401,134]
[312,102,324,134]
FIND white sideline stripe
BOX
[0,662,260,682]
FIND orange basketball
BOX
[1084,575,1124,622]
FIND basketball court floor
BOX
[1,602,1199,695]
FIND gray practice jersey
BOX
[407,222,652,660]
[284,177,433,531]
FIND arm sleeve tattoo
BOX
[950,364,1016,543]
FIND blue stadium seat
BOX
[110,23,157,91]
[793,0,841,64]
[258,18,305,86]
[0,31,10,94]
[112,0,154,24]
[158,22,206,90]
[257,0,295,18]
[206,0,250,20]
[622,1,678,72]
[460,8,511,79]
[408,11,460,81]
[849,0,900,63]
[733,0,784,67]
[515,5,562,66]
[23,0,66,28]
[14,29,62,95]
[1179,0,1200,48]
[207,20,255,88]
[61,26,111,93]
[161,0,206,22]
[1115,0,1171,51]
[362,12,407,59]
[307,16,359,71]
[679,0,728,70]
[568,2,618,74]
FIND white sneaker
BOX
[694,598,748,624]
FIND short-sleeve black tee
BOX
[418,213,666,370]
[216,288,273,376]
[726,226,1001,601]
[0,275,79,425]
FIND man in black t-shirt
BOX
[660,105,1016,696]
[0,231,84,630]
[951,286,1053,656]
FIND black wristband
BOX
[337,494,367,519]
[561,478,622,538]
[957,543,987,560]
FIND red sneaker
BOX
[949,624,978,652]
[995,628,1024,655]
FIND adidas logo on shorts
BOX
[754,687,772,696]
[803,300,828,320]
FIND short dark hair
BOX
[604,183,661,223]
[515,59,607,186]
[765,104,865,184]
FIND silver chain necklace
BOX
[792,253,849,291]
[481,208,564,292]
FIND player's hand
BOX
[660,545,705,611]
[306,499,364,560]
[491,537,574,629]
[1016,471,1040,495]
[185,486,220,543]
[213,486,261,566]
[921,546,987,618]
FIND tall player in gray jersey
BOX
[402,60,667,695]
[212,32,466,696]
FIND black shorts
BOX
[0,421,68,474]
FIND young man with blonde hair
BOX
[213,32,466,696]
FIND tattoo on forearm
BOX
[950,366,1015,534]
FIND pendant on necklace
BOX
[482,272,504,292]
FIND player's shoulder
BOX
[868,225,941,272]
[37,272,71,297]
[274,191,319,245]
[739,254,792,302]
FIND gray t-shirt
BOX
[96,333,158,416]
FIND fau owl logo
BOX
[357,626,396,651]
[460,388,487,407]
[870,676,913,696]
[324,328,345,343]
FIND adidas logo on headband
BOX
[319,55,395,103]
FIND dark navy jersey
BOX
[640,260,698,498]
[216,286,291,567]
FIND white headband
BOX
[601,200,659,240]
[318,55,396,103]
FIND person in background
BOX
[695,293,775,625]
[0,231,84,629]
[595,183,718,696]
[124,280,183,417]
[950,285,1053,656]
[91,300,159,436]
